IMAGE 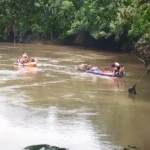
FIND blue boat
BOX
[77,65,125,78]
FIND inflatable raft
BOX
[77,65,125,77]
[14,62,37,68]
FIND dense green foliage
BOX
[0,0,149,46]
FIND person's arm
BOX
[20,58,24,64]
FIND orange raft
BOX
[14,62,37,69]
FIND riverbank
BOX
[0,31,133,52]
[0,39,131,53]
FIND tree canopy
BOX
[0,0,149,48]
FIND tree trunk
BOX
[50,30,53,41]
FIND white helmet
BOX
[114,62,120,66]
[23,52,28,58]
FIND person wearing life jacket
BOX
[19,52,29,64]
[119,65,125,75]
[111,62,120,74]
[80,64,88,69]
[29,56,35,62]
[90,65,98,71]
[87,64,92,70]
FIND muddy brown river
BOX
[0,43,150,150]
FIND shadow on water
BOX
[79,72,125,91]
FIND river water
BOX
[0,43,150,150]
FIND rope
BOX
[134,69,147,85]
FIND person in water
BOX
[87,64,92,70]
[90,65,98,71]
[119,65,125,74]
[111,62,120,74]
[103,62,120,72]
[80,64,88,69]
[18,52,35,64]
[18,53,29,64]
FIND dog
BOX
[128,84,136,94]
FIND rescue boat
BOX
[77,64,125,78]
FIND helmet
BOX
[114,62,120,66]
[23,52,28,58]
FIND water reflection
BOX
[15,67,38,78]
[79,72,125,91]
[128,93,136,101]
[0,104,108,150]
